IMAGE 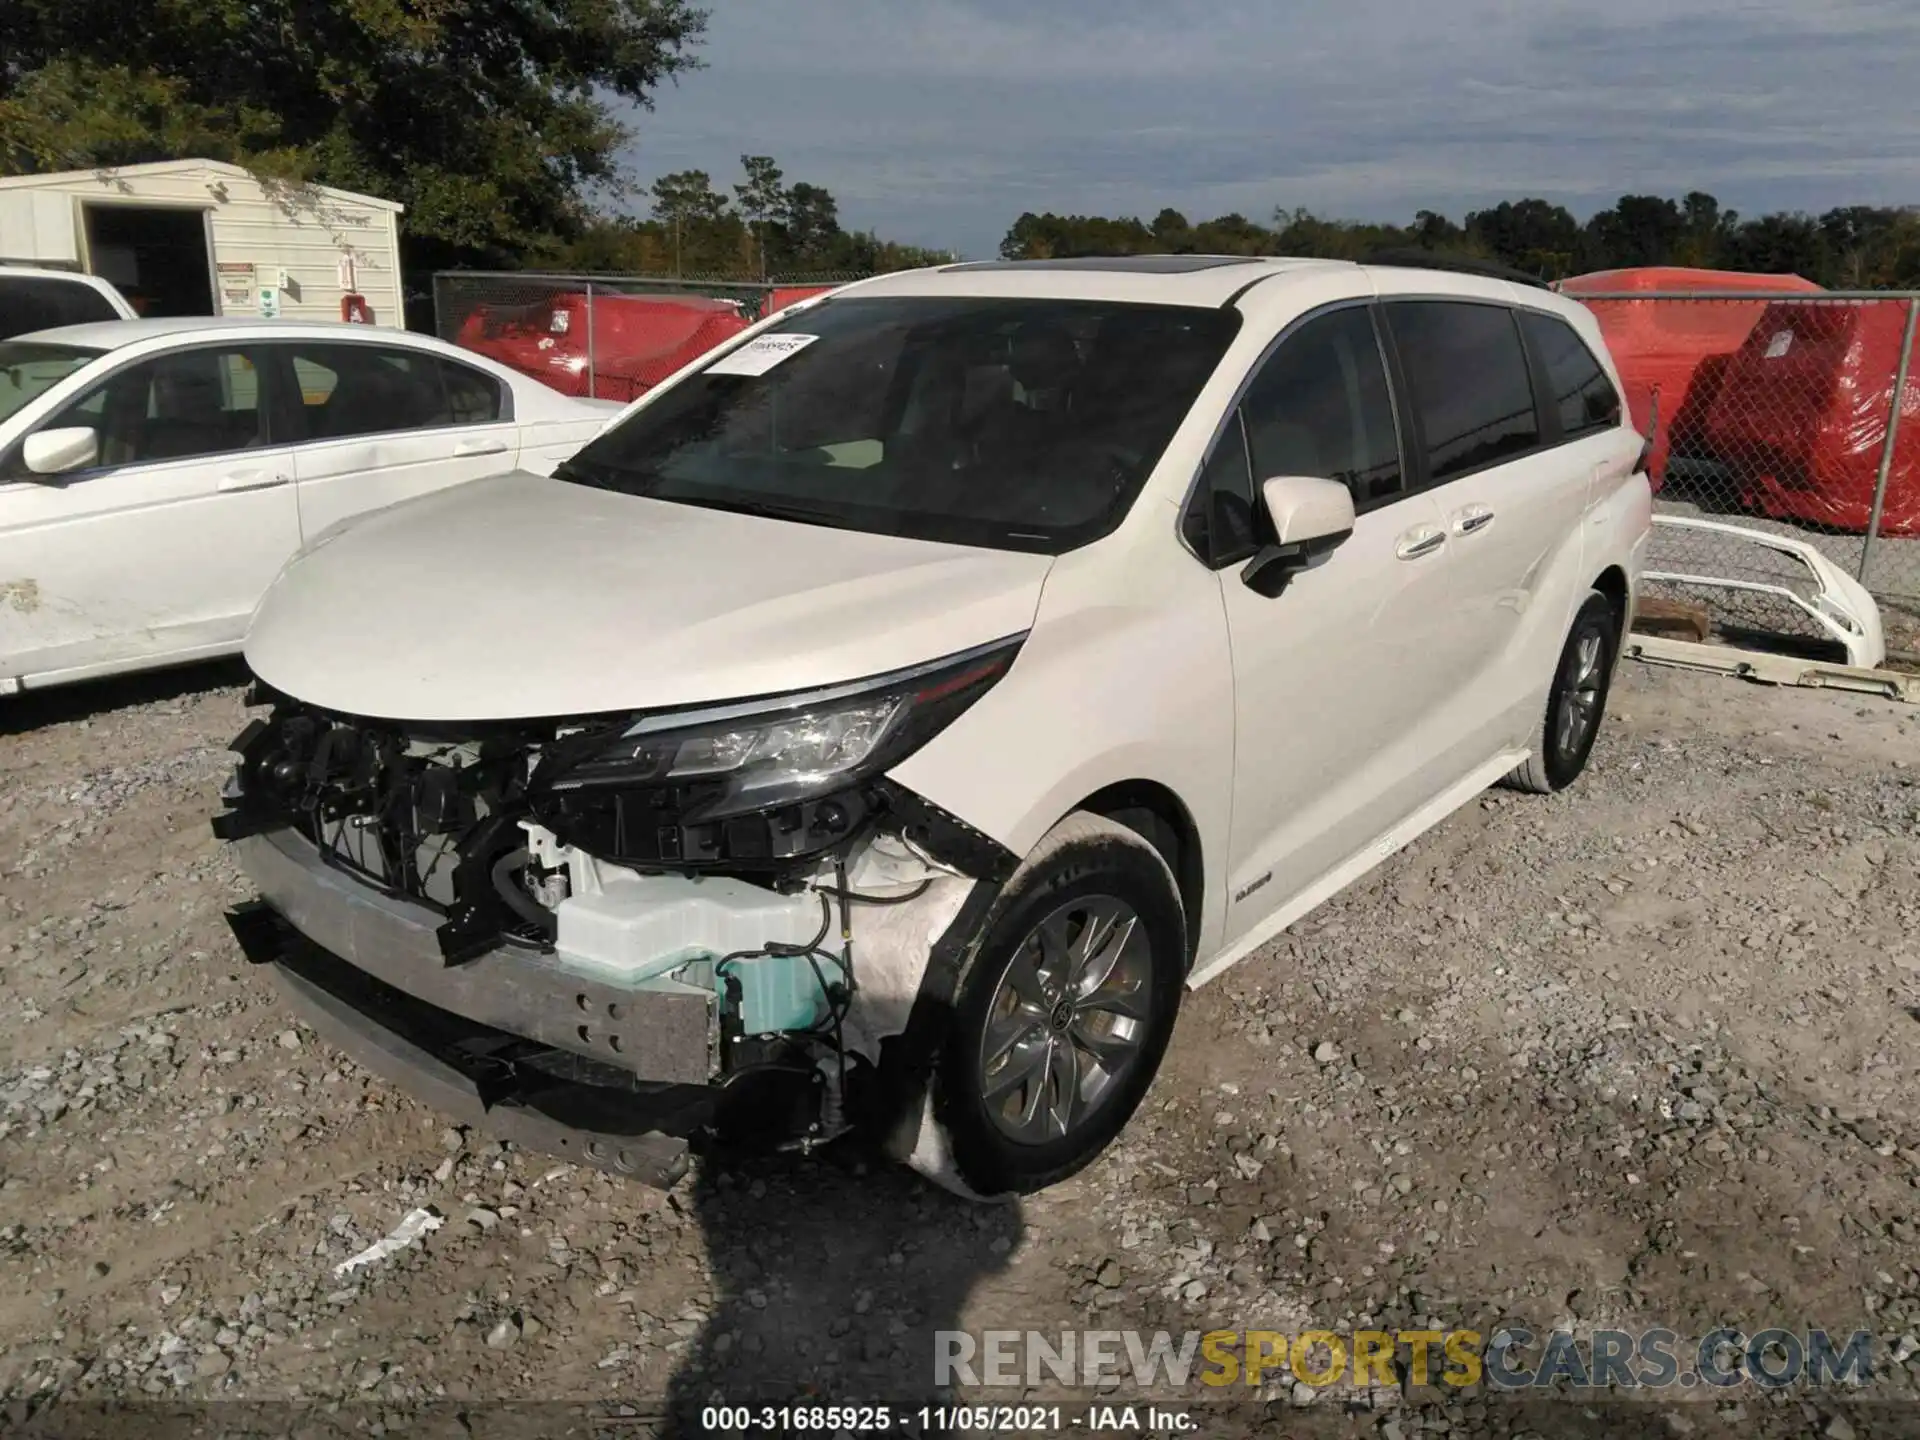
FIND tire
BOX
[933,812,1186,1196]
[1504,589,1621,794]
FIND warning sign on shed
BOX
[216,261,256,310]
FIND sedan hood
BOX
[245,473,1054,722]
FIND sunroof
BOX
[941,255,1261,274]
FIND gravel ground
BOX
[1,658,1918,1438]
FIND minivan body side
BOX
[890,268,1648,990]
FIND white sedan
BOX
[0,318,617,693]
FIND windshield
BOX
[557,296,1241,552]
[0,342,102,429]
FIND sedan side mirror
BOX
[23,426,99,477]
[1240,475,1356,598]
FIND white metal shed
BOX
[0,159,405,327]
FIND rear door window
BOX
[273,343,501,439]
[0,276,121,341]
[1385,301,1540,483]
[1518,309,1622,438]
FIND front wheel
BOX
[1505,589,1620,794]
[933,812,1186,1196]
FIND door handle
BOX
[217,469,291,493]
[453,438,510,457]
[1453,504,1495,535]
[1395,525,1446,560]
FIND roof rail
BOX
[1362,248,1551,290]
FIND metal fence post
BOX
[585,279,597,400]
[1859,296,1919,586]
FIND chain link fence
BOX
[431,271,864,403]
[1566,287,1920,667]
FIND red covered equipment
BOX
[1700,298,1920,536]
[1560,267,1823,488]
[456,291,751,401]
[767,284,835,314]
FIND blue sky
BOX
[614,0,1920,260]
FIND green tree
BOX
[1584,194,1688,270]
[1412,209,1466,249]
[1464,199,1580,277]
[733,154,787,279]
[1151,208,1194,251]
[776,182,842,269]
[1673,191,1730,266]
[649,169,732,275]
[0,0,708,267]
[1718,212,1828,280]
[998,212,1158,259]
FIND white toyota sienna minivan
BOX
[217,255,1652,1198]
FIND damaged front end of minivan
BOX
[213,638,1024,1192]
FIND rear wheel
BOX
[1505,589,1620,794]
[934,812,1185,1196]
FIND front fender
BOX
[885,536,1235,964]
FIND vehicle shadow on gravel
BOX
[658,1146,1020,1437]
[0,658,248,735]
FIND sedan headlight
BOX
[540,634,1025,822]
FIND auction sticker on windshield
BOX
[706,332,820,376]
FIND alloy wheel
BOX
[977,896,1155,1145]
[1553,624,1607,762]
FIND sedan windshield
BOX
[556,296,1241,552]
[0,342,102,429]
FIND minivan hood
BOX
[245,472,1054,722]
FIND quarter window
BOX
[1385,301,1540,482]
[39,347,265,469]
[441,359,504,424]
[1238,306,1402,508]
[1518,309,1622,437]
[276,344,503,440]
[1182,412,1259,565]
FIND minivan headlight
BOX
[540,634,1025,820]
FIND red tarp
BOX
[766,285,835,314]
[1701,298,1920,535]
[455,291,750,400]
[1560,267,1823,488]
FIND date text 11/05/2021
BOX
[700,1405,1197,1433]
[694,1331,1878,1434]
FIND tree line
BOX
[554,156,956,279]
[1000,195,1920,289]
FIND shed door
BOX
[83,205,214,317]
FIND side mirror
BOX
[1240,475,1356,598]
[23,426,99,477]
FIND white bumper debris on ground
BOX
[332,1207,444,1277]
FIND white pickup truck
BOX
[0,265,138,339]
